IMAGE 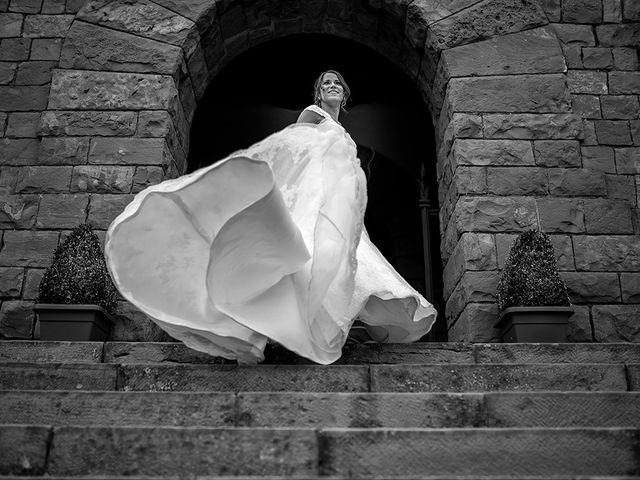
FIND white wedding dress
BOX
[105,105,437,364]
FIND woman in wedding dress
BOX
[104,70,437,365]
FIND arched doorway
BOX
[187,34,446,339]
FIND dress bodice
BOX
[304,104,341,125]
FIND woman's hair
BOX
[313,70,351,111]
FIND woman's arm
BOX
[296,109,324,124]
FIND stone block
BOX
[454,196,537,233]
[567,305,593,342]
[596,23,640,48]
[87,194,133,229]
[60,21,183,76]
[0,138,39,165]
[15,166,72,193]
[632,120,640,144]
[581,146,615,172]
[562,272,622,303]
[612,48,638,70]
[36,193,89,228]
[22,13,72,37]
[15,59,55,84]
[574,235,640,271]
[439,113,482,157]
[49,70,181,114]
[621,273,640,302]
[6,112,39,137]
[582,47,613,70]
[0,362,117,389]
[604,0,623,22]
[623,0,640,19]
[0,61,16,84]
[446,271,498,323]
[562,0,602,22]
[132,166,163,192]
[9,0,42,13]
[551,23,595,45]
[442,232,497,298]
[0,85,49,110]
[609,72,640,94]
[567,71,607,95]
[0,229,58,267]
[0,167,18,194]
[547,235,576,271]
[0,299,34,338]
[593,305,640,341]
[548,168,607,196]
[448,302,500,342]
[571,94,601,119]
[71,165,134,194]
[38,137,89,165]
[0,267,22,297]
[39,111,138,136]
[483,113,583,140]
[596,119,633,145]
[582,119,598,145]
[0,425,49,475]
[0,12,22,37]
[537,197,585,233]
[22,267,43,300]
[0,194,38,227]
[446,74,569,114]
[41,0,64,13]
[606,174,636,203]
[451,139,534,167]
[561,44,582,68]
[0,38,30,60]
[615,147,640,174]
[487,167,547,195]
[533,140,581,167]
[602,95,640,120]
[89,137,167,166]
[30,37,61,60]
[111,300,171,342]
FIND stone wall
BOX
[0,0,638,343]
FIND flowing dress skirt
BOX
[105,120,437,364]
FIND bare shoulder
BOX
[296,109,324,124]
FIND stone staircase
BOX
[0,340,639,479]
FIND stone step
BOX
[2,341,640,365]
[1,362,637,392]
[1,425,638,477]
[2,391,639,428]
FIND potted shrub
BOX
[35,223,118,341]
[495,230,574,342]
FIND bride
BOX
[104,70,437,364]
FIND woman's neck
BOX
[320,102,340,123]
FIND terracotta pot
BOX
[495,306,574,343]
[35,304,115,341]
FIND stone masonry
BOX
[0,0,638,344]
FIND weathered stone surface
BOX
[0,300,34,338]
[39,111,138,136]
[38,137,89,165]
[582,47,613,70]
[562,0,602,23]
[87,194,133,229]
[583,198,634,234]
[487,167,547,195]
[446,74,569,113]
[0,13,23,37]
[89,137,167,166]
[137,109,188,157]
[609,71,640,94]
[23,13,73,37]
[603,0,623,22]
[425,0,546,51]
[0,425,49,475]
[0,267,23,298]
[111,300,172,342]
[0,138,39,165]
[623,0,640,20]
[606,174,637,203]
[621,273,640,302]
[6,112,40,137]
[439,112,482,158]
[453,196,537,232]
[632,120,640,143]
[567,70,608,95]
[440,26,564,78]
[548,168,607,196]
[613,47,638,70]
[593,305,640,342]
[574,235,640,271]
[132,165,163,192]
[22,267,44,300]
[0,167,18,195]
[551,23,595,45]
[533,140,581,167]
[448,302,500,342]
[602,95,640,120]
[446,271,498,322]
[0,85,49,110]
[15,166,72,194]
[567,305,592,342]
[0,340,102,362]
[0,363,118,389]
[581,146,615,172]
[0,194,38,228]
[15,60,56,85]
[49,70,181,113]
[41,0,66,13]
[0,38,30,61]
[442,232,496,298]
[483,113,583,139]
[60,21,184,75]
[0,62,16,84]
[150,0,217,32]
[595,119,632,145]
[582,119,598,145]
[0,229,58,267]
[571,94,601,119]
[36,193,89,228]
[71,165,134,194]
[537,197,585,233]
[30,37,62,60]
[596,23,640,47]
[451,139,534,167]
[562,272,622,303]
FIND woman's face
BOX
[319,72,344,106]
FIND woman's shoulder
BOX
[296,105,326,124]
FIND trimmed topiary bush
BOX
[38,224,118,313]
[497,230,570,312]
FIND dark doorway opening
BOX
[188,33,446,340]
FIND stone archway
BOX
[41,0,578,341]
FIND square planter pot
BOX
[495,306,575,343]
[35,304,115,341]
